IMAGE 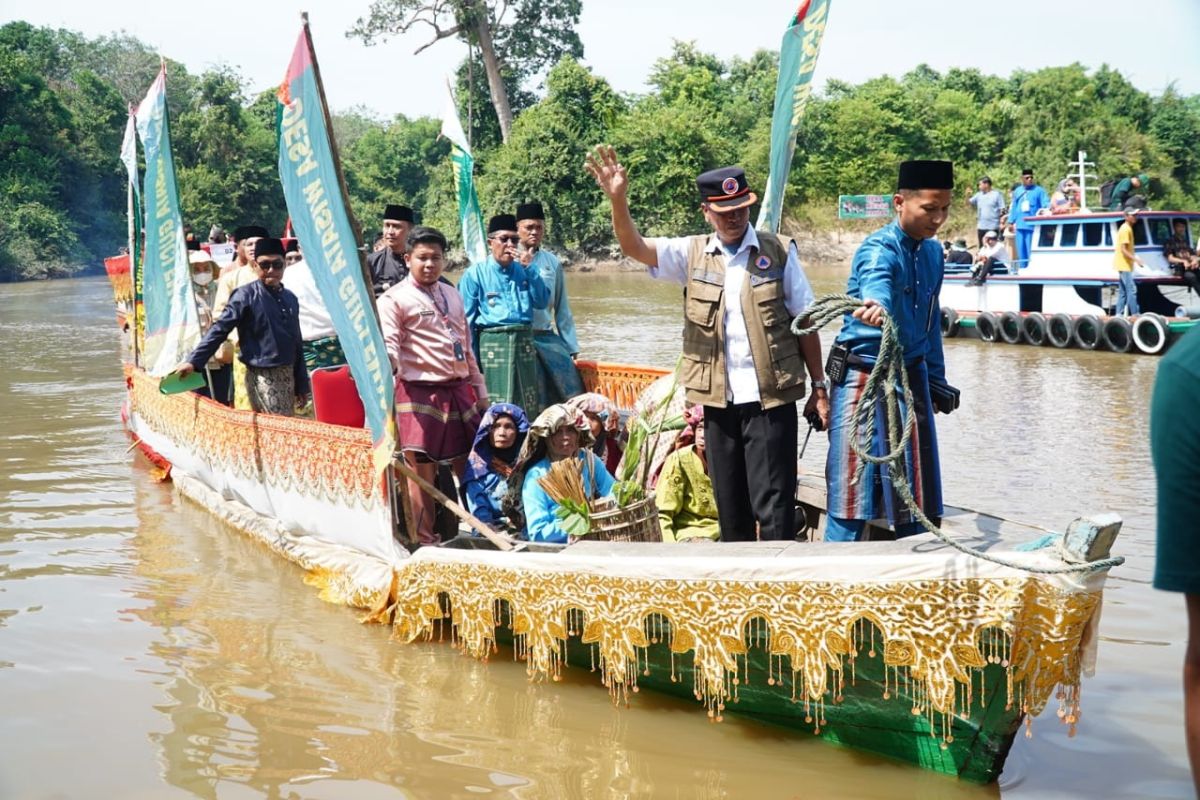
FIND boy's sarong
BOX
[478,325,540,416]
[303,335,347,371]
[245,364,296,416]
[533,330,584,410]
[395,379,481,462]
[825,361,942,526]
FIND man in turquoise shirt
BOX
[458,213,550,413]
[517,201,585,408]
[1008,168,1049,269]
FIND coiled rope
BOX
[792,294,1124,575]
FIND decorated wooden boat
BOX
[111,321,1121,783]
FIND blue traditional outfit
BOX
[1009,176,1049,269]
[825,162,955,542]
[458,217,550,416]
[462,403,530,531]
[518,201,586,408]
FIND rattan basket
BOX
[585,494,661,543]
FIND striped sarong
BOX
[303,335,347,371]
[478,325,540,416]
[825,361,942,526]
[534,330,584,410]
[395,379,481,462]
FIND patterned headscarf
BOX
[674,404,705,449]
[566,392,620,435]
[503,404,594,530]
[463,403,530,484]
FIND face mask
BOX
[193,272,214,286]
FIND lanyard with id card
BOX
[422,285,467,361]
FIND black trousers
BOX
[703,401,798,541]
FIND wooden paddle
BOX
[391,456,523,552]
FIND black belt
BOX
[847,354,924,373]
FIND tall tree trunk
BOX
[468,0,512,143]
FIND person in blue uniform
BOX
[824,160,959,542]
[1007,168,1049,269]
[175,237,310,416]
[457,214,550,414]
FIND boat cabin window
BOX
[1132,220,1148,246]
[1082,222,1106,247]
[1038,225,1056,247]
[1149,218,1175,244]
[1060,223,1080,247]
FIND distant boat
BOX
[104,258,1122,784]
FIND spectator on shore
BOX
[377,226,489,546]
[1008,169,1050,269]
[1164,219,1200,294]
[208,225,227,244]
[946,238,973,266]
[1108,173,1150,211]
[967,176,1005,247]
[1114,206,1145,317]
[175,237,309,416]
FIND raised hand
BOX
[584,145,628,200]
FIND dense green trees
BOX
[2,20,1198,281]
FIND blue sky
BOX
[5,0,1199,119]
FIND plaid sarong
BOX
[825,361,943,525]
[478,325,540,416]
[533,330,584,410]
[303,335,347,371]
[395,379,482,462]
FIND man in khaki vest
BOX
[586,145,829,541]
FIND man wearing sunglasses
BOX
[174,237,310,416]
[457,214,550,414]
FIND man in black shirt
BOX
[1164,219,1200,293]
[367,203,414,297]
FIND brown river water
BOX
[0,270,1188,799]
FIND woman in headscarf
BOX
[1050,178,1079,214]
[655,405,720,542]
[503,404,616,543]
[566,392,623,474]
[189,250,233,403]
[462,403,530,531]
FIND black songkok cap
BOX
[284,238,299,253]
[897,160,954,191]
[254,237,286,258]
[383,204,414,223]
[233,225,269,242]
[1021,168,1035,177]
[516,202,545,222]
[185,238,201,251]
[488,214,518,234]
[696,166,757,211]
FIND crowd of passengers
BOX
[172,204,720,546]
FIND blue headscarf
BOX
[463,403,530,484]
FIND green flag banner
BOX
[135,65,199,377]
[278,22,395,475]
[441,85,487,265]
[838,194,894,219]
[756,0,832,233]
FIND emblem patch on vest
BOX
[721,176,739,194]
[755,255,771,270]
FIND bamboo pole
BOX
[391,456,520,552]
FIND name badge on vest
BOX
[453,341,465,361]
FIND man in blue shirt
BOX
[175,237,309,416]
[1007,168,1049,269]
[967,176,1005,247]
[825,160,958,542]
[517,201,586,408]
[458,214,550,414]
